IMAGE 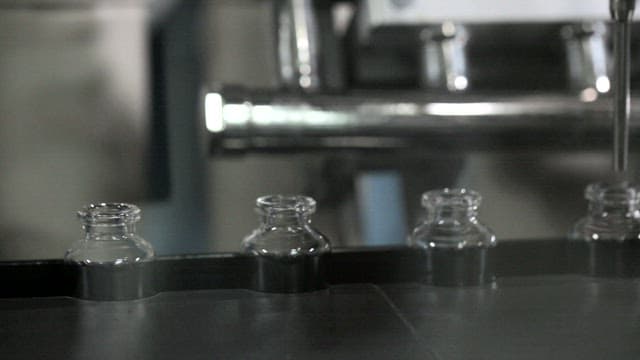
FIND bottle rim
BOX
[77,203,141,225]
[421,188,481,209]
[255,194,316,215]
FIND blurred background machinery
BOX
[1,0,639,259]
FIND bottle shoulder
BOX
[409,221,496,249]
[64,235,154,265]
[242,225,331,256]
[569,215,640,242]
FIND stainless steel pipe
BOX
[611,0,636,173]
[204,91,640,151]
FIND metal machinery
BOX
[203,0,640,250]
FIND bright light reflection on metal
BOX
[205,93,225,132]
[442,21,456,37]
[394,103,420,115]
[359,103,419,116]
[580,87,599,102]
[454,76,468,90]
[595,76,611,93]
[252,105,278,125]
[250,105,350,127]
[299,75,312,88]
[425,102,496,116]
[223,103,251,125]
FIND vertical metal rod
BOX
[276,0,320,91]
[613,20,631,172]
[611,0,636,174]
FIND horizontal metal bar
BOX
[205,90,633,151]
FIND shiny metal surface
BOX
[419,23,469,91]
[276,0,320,91]
[561,22,610,94]
[68,262,155,300]
[362,0,609,25]
[205,91,630,145]
[611,0,636,172]
[195,0,640,252]
[611,0,636,21]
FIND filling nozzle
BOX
[611,0,636,174]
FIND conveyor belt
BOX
[1,275,639,359]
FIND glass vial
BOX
[569,182,640,277]
[409,188,496,286]
[65,203,155,300]
[242,195,331,292]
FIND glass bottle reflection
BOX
[243,195,330,292]
[570,182,640,242]
[65,203,155,300]
[569,182,640,277]
[409,188,496,286]
[66,203,153,264]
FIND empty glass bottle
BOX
[66,203,154,264]
[65,203,155,300]
[409,188,496,285]
[570,182,640,242]
[243,195,331,292]
[569,182,640,277]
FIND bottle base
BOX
[251,253,328,293]
[66,262,156,301]
[423,246,495,286]
[569,239,640,278]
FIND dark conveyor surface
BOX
[2,275,640,359]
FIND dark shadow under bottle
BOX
[570,239,640,277]
[424,246,495,286]
[251,253,328,293]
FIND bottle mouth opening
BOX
[421,188,481,209]
[585,182,640,205]
[78,203,141,225]
[256,195,316,215]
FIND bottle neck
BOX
[83,223,136,240]
[421,188,481,227]
[260,213,310,228]
[77,203,141,241]
[429,205,477,225]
